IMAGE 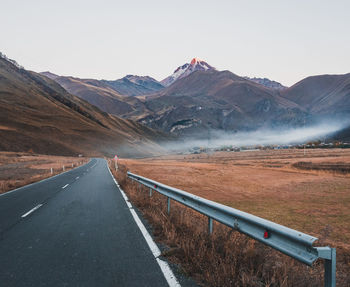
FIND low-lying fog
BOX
[163,121,349,152]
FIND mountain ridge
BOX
[0,55,165,157]
[244,77,287,90]
[280,73,350,115]
[39,57,350,139]
[101,74,164,97]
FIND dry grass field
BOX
[114,148,350,286]
[0,152,88,194]
[120,148,350,248]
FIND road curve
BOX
[0,158,179,286]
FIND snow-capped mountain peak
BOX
[190,57,200,65]
[190,57,210,69]
[161,58,215,87]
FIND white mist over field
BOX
[164,121,348,152]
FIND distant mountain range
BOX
[40,58,292,121]
[0,55,165,157]
[39,58,350,139]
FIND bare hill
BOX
[0,57,165,157]
[280,73,350,116]
[41,72,149,118]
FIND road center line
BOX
[21,204,43,218]
[62,184,69,189]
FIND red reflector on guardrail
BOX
[264,230,270,239]
[154,185,157,188]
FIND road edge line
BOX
[106,162,181,287]
[0,159,92,197]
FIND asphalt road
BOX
[0,158,181,286]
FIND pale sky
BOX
[1,0,349,86]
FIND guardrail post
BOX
[50,168,53,175]
[167,197,171,214]
[324,248,336,287]
[149,188,152,197]
[138,183,141,192]
[63,165,65,171]
[208,217,213,234]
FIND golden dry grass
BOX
[120,148,350,249]
[111,155,350,286]
[0,152,88,194]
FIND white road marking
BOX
[107,163,180,287]
[21,204,43,218]
[0,159,92,197]
[76,176,79,180]
[62,184,69,189]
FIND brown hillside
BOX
[41,73,150,119]
[280,73,350,115]
[140,70,305,135]
[0,57,165,157]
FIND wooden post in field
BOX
[114,154,119,171]
[72,163,74,168]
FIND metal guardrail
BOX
[127,171,336,287]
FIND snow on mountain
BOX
[244,77,287,90]
[161,58,215,87]
[0,52,24,70]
